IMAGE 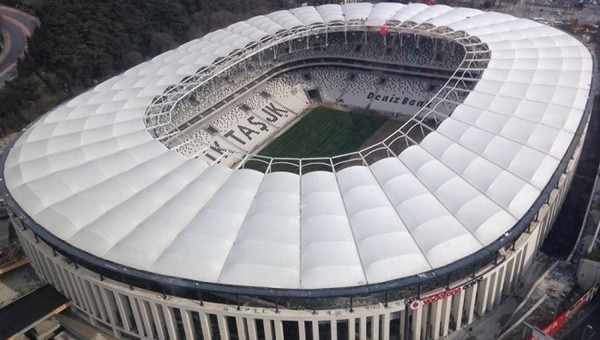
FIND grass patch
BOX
[245,107,387,172]
[260,106,386,157]
[587,245,600,262]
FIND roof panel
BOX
[426,7,483,27]
[266,10,305,30]
[300,171,366,288]
[316,4,345,24]
[226,22,271,42]
[389,3,428,23]
[342,2,374,22]
[246,15,286,35]
[409,5,453,25]
[289,6,325,27]
[366,2,405,26]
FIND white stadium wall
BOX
[1,2,595,340]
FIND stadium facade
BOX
[0,3,594,340]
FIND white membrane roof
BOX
[3,3,592,290]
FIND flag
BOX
[379,26,390,37]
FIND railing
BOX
[144,24,473,148]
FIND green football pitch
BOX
[245,106,387,172]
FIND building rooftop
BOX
[0,3,593,295]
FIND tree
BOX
[0,0,286,127]
[149,32,177,56]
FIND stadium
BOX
[0,2,595,340]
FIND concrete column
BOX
[381,312,390,340]
[420,304,428,340]
[181,310,196,340]
[513,251,524,284]
[464,285,476,325]
[79,279,96,318]
[82,281,98,320]
[217,315,230,340]
[84,280,99,316]
[59,268,77,304]
[450,289,465,331]
[67,271,83,308]
[523,241,534,274]
[92,282,112,324]
[440,297,451,337]
[162,306,178,340]
[495,266,506,305]
[52,262,69,296]
[36,248,53,284]
[331,320,338,340]
[43,258,63,295]
[77,278,94,316]
[33,252,50,285]
[41,254,56,286]
[487,272,498,311]
[199,312,213,340]
[298,321,306,340]
[431,301,442,339]
[536,221,546,251]
[400,310,406,340]
[236,317,247,340]
[411,306,422,340]
[503,257,516,294]
[348,318,356,340]
[33,246,51,283]
[128,297,144,337]
[274,320,284,340]
[90,284,108,322]
[90,283,106,322]
[115,293,133,331]
[371,315,380,340]
[39,251,55,285]
[359,317,367,340]
[312,321,320,340]
[138,300,155,339]
[476,277,489,317]
[100,288,119,337]
[247,319,258,340]
[264,320,273,340]
[150,301,166,339]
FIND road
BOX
[0,284,69,339]
[0,5,39,85]
[506,0,599,26]
[558,294,600,340]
